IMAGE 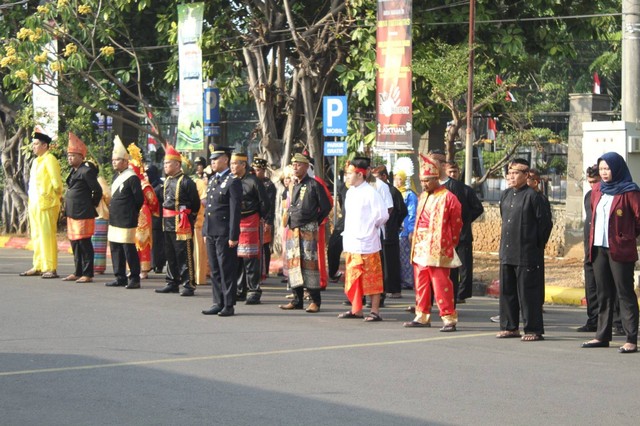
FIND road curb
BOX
[0,236,72,253]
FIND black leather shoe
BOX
[155,284,179,293]
[581,340,609,348]
[576,324,597,332]
[180,287,195,297]
[218,307,235,317]
[202,305,223,315]
[105,280,126,287]
[125,281,141,289]
[245,296,261,305]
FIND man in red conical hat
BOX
[63,132,103,283]
[155,144,201,297]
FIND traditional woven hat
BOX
[164,143,181,162]
[67,132,87,157]
[231,151,248,162]
[420,155,439,179]
[252,157,268,169]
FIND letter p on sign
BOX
[323,96,347,137]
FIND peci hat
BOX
[33,125,52,145]
[67,132,87,157]
[112,135,129,160]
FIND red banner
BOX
[376,0,412,150]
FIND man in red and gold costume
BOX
[406,155,463,332]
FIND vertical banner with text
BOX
[33,40,59,140]
[176,2,204,151]
[376,0,412,150]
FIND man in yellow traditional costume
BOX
[20,127,63,279]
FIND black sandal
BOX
[364,312,382,322]
[337,311,363,319]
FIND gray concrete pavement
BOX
[1,247,639,425]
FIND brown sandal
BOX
[19,269,41,277]
[521,334,544,342]
[496,330,521,339]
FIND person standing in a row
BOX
[582,152,640,354]
[155,144,200,297]
[106,136,144,289]
[62,132,102,283]
[252,157,277,282]
[202,146,242,317]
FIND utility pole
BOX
[464,0,476,186]
[622,0,640,124]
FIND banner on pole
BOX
[176,2,204,151]
[376,0,412,151]
[33,40,58,139]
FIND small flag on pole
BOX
[496,75,516,102]
[487,117,497,140]
[593,72,601,94]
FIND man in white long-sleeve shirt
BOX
[339,157,389,322]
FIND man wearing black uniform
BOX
[496,159,552,341]
[202,147,242,317]
[231,152,269,305]
[252,157,277,281]
[145,165,165,273]
[155,144,201,297]
[106,136,144,289]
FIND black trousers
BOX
[291,286,320,308]
[584,261,599,327]
[327,229,343,278]
[151,228,165,271]
[262,243,271,278]
[592,247,638,345]
[110,241,140,284]
[237,257,262,298]
[164,232,196,289]
[207,235,238,308]
[455,241,474,300]
[499,263,544,335]
[71,237,94,277]
[381,240,402,294]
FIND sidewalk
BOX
[1,235,589,306]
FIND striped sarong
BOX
[237,213,261,258]
[92,218,108,274]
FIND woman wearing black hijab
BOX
[582,152,640,353]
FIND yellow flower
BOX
[0,56,14,67]
[17,28,34,41]
[29,29,43,42]
[50,61,65,72]
[14,70,29,81]
[100,46,115,57]
[34,52,48,64]
[57,0,69,7]
[5,46,16,57]
[64,43,77,57]
[53,25,67,37]
[37,5,50,14]
[78,5,92,15]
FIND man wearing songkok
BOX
[279,153,332,313]
[20,127,63,279]
[496,159,552,341]
[230,151,269,304]
[155,144,201,296]
[338,157,389,322]
[444,160,484,303]
[405,155,463,331]
[201,146,242,317]
[62,132,102,283]
[252,157,277,282]
[106,136,144,289]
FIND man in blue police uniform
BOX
[201,146,242,317]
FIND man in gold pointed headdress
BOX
[62,132,102,283]
[20,127,63,279]
[106,136,144,289]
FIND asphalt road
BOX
[1,247,639,426]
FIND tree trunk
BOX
[0,123,29,234]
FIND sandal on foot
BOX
[521,334,544,342]
[19,269,41,277]
[403,321,431,328]
[364,312,382,322]
[337,311,363,319]
[496,330,521,339]
[41,271,59,279]
[440,324,457,332]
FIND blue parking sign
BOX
[323,96,347,137]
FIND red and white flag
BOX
[496,75,516,102]
[487,117,497,140]
[593,72,601,94]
